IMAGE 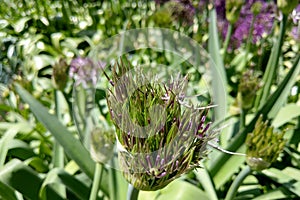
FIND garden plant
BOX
[0,0,300,200]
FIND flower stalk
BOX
[224,165,252,200]
[89,163,103,200]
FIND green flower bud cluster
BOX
[251,2,262,16]
[152,0,195,27]
[246,116,286,171]
[237,70,261,111]
[90,127,115,163]
[277,0,299,15]
[52,58,69,91]
[226,0,245,24]
[152,7,173,27]
[106,59,215,191]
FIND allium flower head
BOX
[106,59,215,190]
[69,57,103,88]
[246,116,286,171]
[214,0,277,48]
[290,5,300,41]
[291,5,300,24]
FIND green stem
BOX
[89,163,103,200]
[127,184,140,200]
[239,109,246,131]
[109,159,118,200]
[224,165,252,200]
[53,90,66,197]
[223,23,233,61]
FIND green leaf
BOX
[138,179,209,200]
[0,180,18,200]
[257,15,288,108]
[25,157,49,173]
[194,168,218,200]
[212,145,246,189]
[40,168,93,200]
[32,54,55,71]
[268,55,300,118]
[253,188,295,200]
[230,51,253,72]
[0,159,64,200]
[7,139,36,160]
[14,84,110,196]
[263,167,300,197]
[12,17,31,33]
[39,168,65,200]
[208,7,228,146]
[51,32,65,51]
[14,83,96,178]
[57,169,92,200]
[0,128,20,167]
[0,19,9,29]
[272,103,300,127]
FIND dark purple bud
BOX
[155,154,161,167]
[156,171,167,178]
[146,155,152,169]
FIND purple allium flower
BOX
[291,4,300,24]
[290,5,300,41]
[69,57,104,88]
[214,0,277,48]
[215,0,226,17]
[291,26,300,41]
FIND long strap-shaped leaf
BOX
[209,54,300,176]
[208,6,228,146]
[257,15,288,108]
[0,180,18,200]
[0,159,64,200]
[14,84,95,178]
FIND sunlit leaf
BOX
[138,179,209,200]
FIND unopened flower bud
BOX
[237,70,261,110]
[246,116,286,171]
[226,0,244,24]
[277,0,299,15]
[52,58,69,91]
[152,7,173,27]
[251,2,262,16]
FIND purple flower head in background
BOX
[69,57,104,88]
[205,0,277,49]
[291,5,300,24]
[291,5,300,41]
